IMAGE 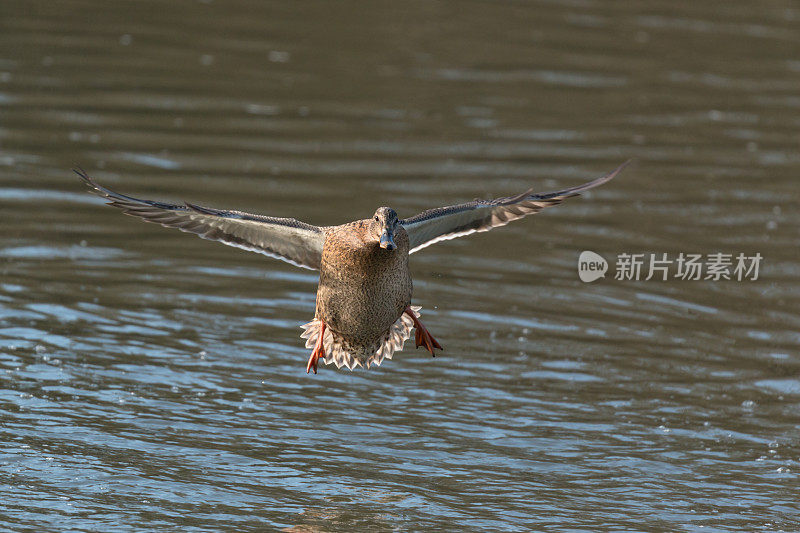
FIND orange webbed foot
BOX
[404,305,443,357]
[306,320,327,374]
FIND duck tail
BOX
[300,306,422,370]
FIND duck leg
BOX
[306,320,327,374]
[404,305,443,357]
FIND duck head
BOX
[370,207,399,251]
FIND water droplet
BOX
[741,400,756,409]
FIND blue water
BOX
[1,0,799,530]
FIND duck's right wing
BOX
[77,169,326,270]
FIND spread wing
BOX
[76,169,326,270]
[401,161,628,253]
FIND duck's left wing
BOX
[76,169,326,270]
[401,161,627,254]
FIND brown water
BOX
[1,1,799,530]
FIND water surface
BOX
[1,1,799,530]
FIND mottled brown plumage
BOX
[76,161,627,373]
[318,217,411,348]
[302,209,418,370]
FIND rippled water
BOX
[2,1,799,530]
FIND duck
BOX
[76,161,627,373]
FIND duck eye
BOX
[374,216,379,221]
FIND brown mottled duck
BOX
[77,161,627,373]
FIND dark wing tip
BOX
[580,158,631,188]
[73,167,176,210]
[74,166,108,197]
[586,159,631,189]
[74,167,124,202]
[535,159,631,200]
[73,166,92,185]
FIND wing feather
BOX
[76,169,326,270]
[401,161,628,253]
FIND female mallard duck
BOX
[77,161,627,373]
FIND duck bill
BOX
[379,229,396,250]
